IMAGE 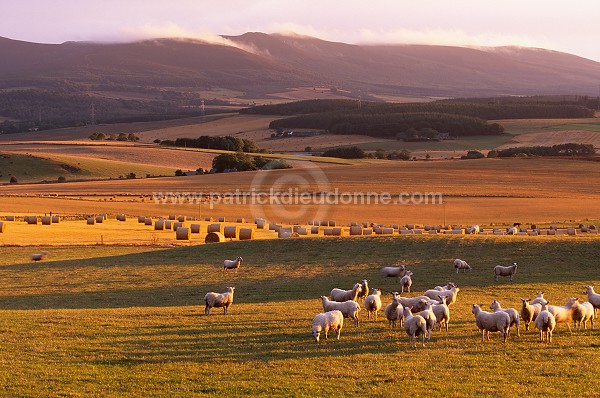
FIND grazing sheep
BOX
[424,286,460,306]
[31,252,49,262]
[381,265,406,278]
[399,270,414,293]
[584,286,600,316]
[364,288,382,321]
[490,300,520,337]
[223,257,243,272]
[330,283,362,302]
[467,225,480,234]
[384,295,404,328]
[357,279,369,300]
[570,298,595,332]
[204,286,235,315]
[419,301,437,340]
[311,310,344,343]
[453,259,472,273]
[403,307,427,348]
[520,298,536,331]
[548,298,578,332]
[321,296,361,327]
[534,301,556,343]
[430,296,450,332]
[507,226,518,235]
[471,304,510,343]
[494,262,518,282]
[433,282,456,291]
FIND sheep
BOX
[424,286,460,306]
[223,256,243,272]
[467,225,480,234]
[204,286,235,315]
[534,301,556,343]
[397,296,430,313]
[31,252,49,262]
[507,226,518,235]
[520,298,536,331]
[490,300,520,337]
[384,295,404,328]
[380,265,406,278]
[530,291,546,306]
[453,259,471,273]
[364,288,382,321]
[321,296,361,327]
[577,302,595,331]
[547,297,578,332]
[357,279,369,300]
[433,282,456,291]
[403,306,427,348]
[570,298,595,332]
[471,304,510,343]
[494,262,518,282]
[419,301,437,340]
[584,286,600,316]
[399,270,413,293]
[330,283,362,302]
[430,296,450,332]
[311,310,344,343]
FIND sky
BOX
[3,0,600,62]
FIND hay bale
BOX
[278,228,293,238]
[96,215,105,224]
[428,230,437,235]
[87,217,95,225]
[186,216,194,221]
[236,218,245,223]
[400,229,413,235]
[190,223,201,233]
[144,217,152,226]
[320,220,329,226]
[407,224,415,230]
[269,222,279,231]
[256,219,266,229]
[567,228,577,236]
[351,221,358,226]
[205,232,225,243]
[204,217,213,222]
[239,228,255,240]
[547,229,556,235]
[293,225,301,233]
[164,220,173,230]
[138,216,146,223]
[393,224,399,229]
[527,231,538,236]
[350,225,363,235]
[0,222,5,233]
[41,216,52,225]
[155,219,165,230]
[218,217,225,222]
[296,227,308,235]
[173,221,184,231]
[530,224,537,230]
[363,228,373,235]
[362,222,369,228]
[520,227,528,233]
[381,227,393,235]
[424,225,431,231]
[169,215,176,220]
[332,227,344,236]
[224,225,239,239]
[207,223,222,233]
[177,216,185,222]
[374,226,384,234]
[580,226,588,233]
[323,228,333,236]
[116,214,126,221]
[26,216,38,225]
[311,226,320,234]
[50,215,60,223]
[176,227,191,240]
[329,220,336,227]
[5,216,14,221]
[414,229,423,234]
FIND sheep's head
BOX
[490,300,500,310]
[471,304,480,314]
[311,330,321,342]
[227,286,235,293]
[390,291,399,298]
[237,257,243,262]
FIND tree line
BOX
[159,136,261,153]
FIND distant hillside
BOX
[1,33,600,98]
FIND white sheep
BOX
[330,283,362,302]
[397,296,430,313]
[31,252,49,262]
[494,262,518,282]
[577,302,595,331]
[467,225,480,234]
[399,270,414,293]
[321,296,361,327]
[223,256,243,272]
[204,286,235,315]
[403,306,427,348]
[530,291,546,306]
[520,298,536,331]
[430,296,450,332]
[424,286,460,306]
[357,279,369,300]
[570,298,595,332]
[547,297,578,332]
[490,300,520,337]
[471,304,510,343]
[433,282,456,291]
[453,259,471,273]
[419,301,437,340]
[507,226,518,235]
[381,265,406,278]
[384,295,404,328]
[584,286,600,316]
[534,301,556,343]
[311,310,344,343]
[364,288,382,321]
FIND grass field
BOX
[0,237,597,396]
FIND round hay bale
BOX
[407,224,415,230]
[116,214,125,221]
[311,226,320,234]
[51,215,60,223]
[155,219,165,230]
[393,224,399,229]
[164,220,173,230]
[173,222,184,231]
[567,228,577,236]
[205,232,225,243]
[296,227,308,235]
[547,229,556,235]
[255,219,266,229]
[382,227,394,234]
[177,216,185,222]
[580,226,588,233]
[96,215,104,223]
[328,220,336,227]
[323,228,333,236]
[218,217,225,222]
[186,216,194,221]
[0,222,5,233]
[362,222,369,228]
[350,221,357,226]
[26,216,38,225]
[589,225,597,230]
[239,228,255,240]
[87,217,95,225]
[190,223,201,233]
[424,225,431,231]
[169,214,176,220]
[293,225,301,233]
[176,227,190,240]
[204,217,213,222]
[531,224,537,230]
[350,225,363,235]
[308,220,314,226]
[144,218,152,226]
[374,227,384,234]
[207,223,222,233]
[520,227,528,233]
[332,227,344,236]
[278,228,293,238]
[138,216,146,223]
[268,222,279,231]
[236,217,245,223]
[41,216,52,225]
[363,228,373,235]
[320,220,329,227]
[224,225,239,239]
[5,216,15,221]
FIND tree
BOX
[304,146,312,152]
[127,133,139,141]
[487,150,499,158]
[462,150,485,159]
[175,169,184,176]
[57,176,66,183]
[153,139,162,144]
[117,133,128,141]
[126,172,136,179]
[9,176,17,184]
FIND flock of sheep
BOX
[204,256,598,348]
